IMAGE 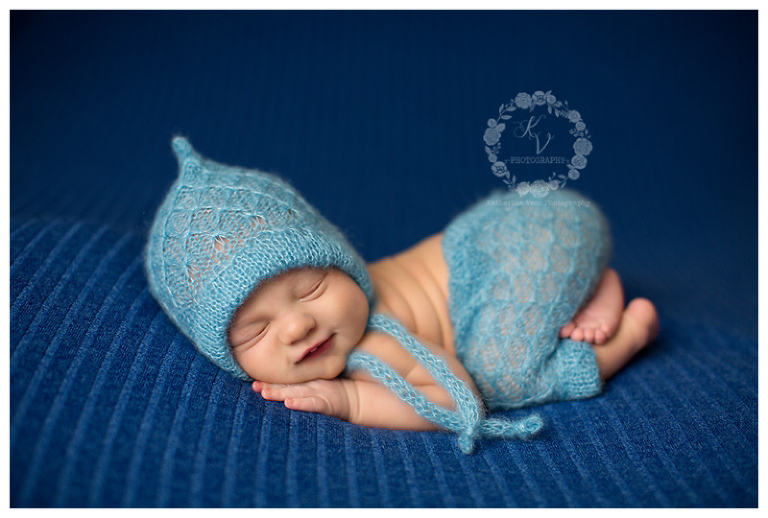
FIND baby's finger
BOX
[285,396,330,414]
[260,383,313,401]
[254,382,290,399]
[253,381,279,394]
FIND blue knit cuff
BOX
[549,339,603,402]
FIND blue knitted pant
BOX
[442,188,612,410]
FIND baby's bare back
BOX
[366,233,456,355]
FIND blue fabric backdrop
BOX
[10,10,757,507]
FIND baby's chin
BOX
[289,355,348,384]
[317,355,348,380]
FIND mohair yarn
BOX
[145,137,605,453]
[145,137,374,381]
[442,188,611,410]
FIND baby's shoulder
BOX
[366,232,455,351]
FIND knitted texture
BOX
[442,188,611,410]
[145,137,375,380]
[348,314,543,454]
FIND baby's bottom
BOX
[444,189,616,410]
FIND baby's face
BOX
[228,267,369,383]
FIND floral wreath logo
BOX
[484,90,593,197]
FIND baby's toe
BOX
[601,322,616,338]
[559,322,576,338]
[594,329,607,344]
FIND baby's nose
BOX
[280,312,316,344]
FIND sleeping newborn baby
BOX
[146,137,659,453]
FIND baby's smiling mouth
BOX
[299,335,333,362]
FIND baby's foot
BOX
[592,297,659,380]
[623,297,660,344]
[559,268,624,344]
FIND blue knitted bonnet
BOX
[145,137,374,380]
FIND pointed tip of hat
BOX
[171,135,195,162]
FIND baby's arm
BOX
[254,330,478,430]
[254,377,448,430]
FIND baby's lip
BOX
[299,335,333,362]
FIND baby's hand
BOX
[252,379,355,421]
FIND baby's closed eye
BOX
[299,275,326,300]
[230,320,269,350]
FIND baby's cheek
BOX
[350,293,370,336]
[234,347,266,381]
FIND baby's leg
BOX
[592,298,659,380]
[559,267,624,344]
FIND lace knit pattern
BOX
[442,188,611,410]
[145,137,375,380]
